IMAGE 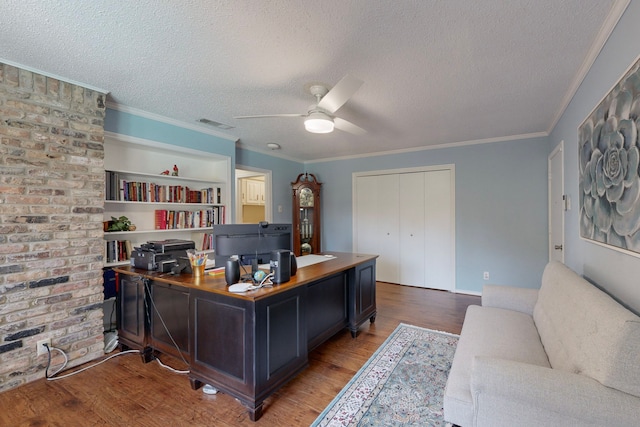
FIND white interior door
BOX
[549,142,565,262]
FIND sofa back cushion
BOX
[533,262,640,398]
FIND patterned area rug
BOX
[311,323,458,427]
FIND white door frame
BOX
[548,141,565,263]
[235,165,272,223]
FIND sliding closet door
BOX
[355,174,399,283]
[424,169,454,291]
[377,174,400,283]
[354,166,454,290]
[355,174,378,262]
[399,172,425,286]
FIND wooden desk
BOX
[114,252,377,421]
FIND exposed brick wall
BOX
[0,63,106,392]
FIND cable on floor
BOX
[44,343,140,381]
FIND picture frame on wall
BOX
[578,55,640,257]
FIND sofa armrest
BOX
[470,357,640,427]
[481,284,538,315]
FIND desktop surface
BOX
[115,252,376,300]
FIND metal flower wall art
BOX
[579,56,640,256]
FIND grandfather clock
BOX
[292,173,322,256]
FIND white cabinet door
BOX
[399,172,425,286]
[243,178,265,205]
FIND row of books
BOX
[106,171,222,204]
[154,206,226,230]
[105,240,132,264]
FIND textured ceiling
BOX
[0,0,627,161]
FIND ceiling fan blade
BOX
[234,114,305,119]
[317,74,363,114]
[334,117,366,135]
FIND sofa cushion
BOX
[444,304,550,426]
[533,262,640,398]
[482,284,538,315]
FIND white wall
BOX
[550,0,640,314]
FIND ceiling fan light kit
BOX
[234,74,365,136]
[304,112,335,134]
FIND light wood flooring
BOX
[0,282,479,427]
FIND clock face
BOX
[300,187,314,207]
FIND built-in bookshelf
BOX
[103,132,231,267]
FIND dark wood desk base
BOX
[115,253,376,421]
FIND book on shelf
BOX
[189,232,214,251]
[105,240,132,263]
[202,232,213,250]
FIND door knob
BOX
[554,245,563,250]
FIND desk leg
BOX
[189,377,203,390]
[119,343,154,363]
[141,347,155,363]
[248,402,264,421]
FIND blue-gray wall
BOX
[105,107,549,295]
[307,137,549,293]
[104,0,640,312]
[550,0,640,313]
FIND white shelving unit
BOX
[103,132,231,267]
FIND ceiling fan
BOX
[234,74,366,135]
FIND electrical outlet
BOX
[36,339,51,356]
[483,271,490,280]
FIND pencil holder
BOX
[192,264,205,277]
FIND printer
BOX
[131,239,195,271]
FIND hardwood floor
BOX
[0,282,479,426]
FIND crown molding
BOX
[305,131,548,164]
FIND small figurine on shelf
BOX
[160,169,170,175]
[172,164,179,176]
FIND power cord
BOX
[44,343,140,381]
[246,272,274,291]
[43,275,189,380]
[104,296,117,333]
[143,280,191,373]
[155,356,189,375]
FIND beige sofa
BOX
[443,262,640,426]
